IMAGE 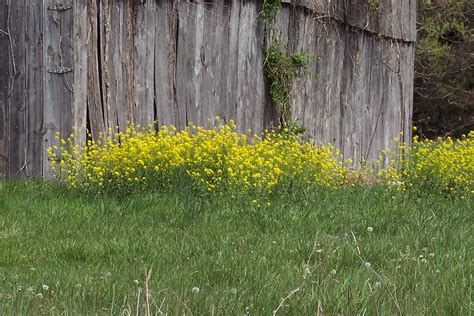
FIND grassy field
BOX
[0,181,472,315]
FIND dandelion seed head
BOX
[192,287,200,294]
[303,265,311,277]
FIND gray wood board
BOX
[0,0,10,176]
[72,0,88,146]
[8,0,26,178]
[26,0,44,176]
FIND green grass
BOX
[0,180,472,315]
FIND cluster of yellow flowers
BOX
[399,132,474,195]
[48,121,473,197]
[48,120,347,195]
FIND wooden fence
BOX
[0,0,416,178]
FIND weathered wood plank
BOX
[59,1,74,148]
[176,1,204,127]
[43,0,62,177]
[323,23,346,149]
[99,0,112,135]
[0,0,9,177]
[123,0,135,125]
[9,0,26,178]
[236,1,266,134]
[402,43,415,144]
[216,0,231,124]
[25,0,43,176]
[86,0,105,140]
[365,34,385,164]
[223,0,241,126]
[72,0,88,146]
[201,1,221,126]
[154,0,178,128]
[287,4,308,129]
[133,1,156,127]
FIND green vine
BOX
[262,0,281,25]
[261,0,311,135]
[367,0,381,12]
[264,44,309,132]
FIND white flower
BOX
[367,226,374,233]
[330,269,337,275]
[303,265,311,278]
[192,287,200,294]
[429,253,435,257]
[42,284,49,291]
[364,262,371,268]
[133,280,140,285]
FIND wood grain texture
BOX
[86,0,105,140]
[25,0,44,176]
[43,0,59,178]
[0,0,9,177]
[72,0,88,146]
[3,0,416,177]
[154,0,178,128]
[133,1,156,127]
[8,0,26,178]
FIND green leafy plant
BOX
[264,44,309,131]
[367,0,381,11]
[262,0,281,25]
